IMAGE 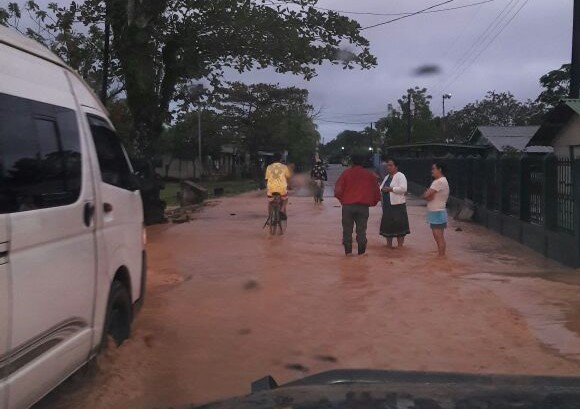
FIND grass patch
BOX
[161,179,257,207]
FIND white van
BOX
[0,27,146,409]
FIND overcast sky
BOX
[9,0,571,141]
[225,0,573,142]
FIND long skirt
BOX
[380,203,410,238]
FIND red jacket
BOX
[334,166,381,206]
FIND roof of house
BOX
[527,99,580,146]
[471,126,542,152]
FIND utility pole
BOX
[571,0,580,98]
[442,93,452,140]
[100,5,110,104]
[407,91,412,144]
[369,121,374,151]
[198,105,202,178]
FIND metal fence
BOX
[556,158,574,233]
[397,154,575,235]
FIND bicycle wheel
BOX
[279,216,286,235]
[269,204,278,235]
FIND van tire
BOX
[102,280,132,349]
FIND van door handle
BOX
[103,203,113,213]
[0,242,8,265]
[83,203,94,227]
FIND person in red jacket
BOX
[334,154,381,255]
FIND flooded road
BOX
[37,165,580,409]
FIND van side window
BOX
[0,93,82,214]
[87,115,134,190]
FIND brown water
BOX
[36,167,580,409]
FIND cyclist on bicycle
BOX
[311,159,328,201]
[265,153,291,219]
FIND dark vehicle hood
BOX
[186,369,580,409]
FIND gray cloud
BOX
[227,0,573,141]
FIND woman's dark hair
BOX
[433,161,447,175]
[387,158,399,168]
[273,152,282,162]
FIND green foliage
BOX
[160,82,319,168]
[1,0,376,160]
[446,91,546,142]
[1,1,122,100]
[320,130,369,161]
[162,110,224,162]
[537,63,571,108]
[374,88,441,146]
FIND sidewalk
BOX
[38,191,580,409]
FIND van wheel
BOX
[102,281,132,349]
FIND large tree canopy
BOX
[1,0,376,158]
[537,63,571,108]
[445,91,546,142]
[213,81,320,167]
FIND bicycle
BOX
[264,193,286,235]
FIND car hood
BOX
[169,369,580,409]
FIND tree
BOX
[0,1,123,103]
[537,63,571,108]
[446,91,546,142]
[374,87,440,146]
[320,130,367,161]
[2,0,375,159]
[160,109,224,177]
[213,82,319,167]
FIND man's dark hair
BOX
[387,158,399,168]
[273,152,282,162]
[434,161,447,175]
[351,154,366,166]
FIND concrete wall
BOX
[553,116,580,158]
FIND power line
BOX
[361,0,455,30]
[321,111,386,117]
[444,0,530,88]
[444,0,521,83]
[272,0,494,17]
[317,119,374,125]
[440,0,488,61]
[448,0,530,86]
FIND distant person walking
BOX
[376,158,388,181]
[379,159,410,248]
[311,159,328,202]
[334,154,381,255]
[423,162,450,256]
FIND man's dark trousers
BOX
[342,204,369,254]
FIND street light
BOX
[442,93,452,139]
[341,146,345,150]
[368,147,372,151]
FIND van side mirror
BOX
[128,174,142,192]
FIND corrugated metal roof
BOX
[564,99,580,115]
[475,126,540,152]
[527,100,580,147]
[524,145,554,153]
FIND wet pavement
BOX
[36,165,580,409]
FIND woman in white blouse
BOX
[379,159,410,248]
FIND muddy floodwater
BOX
[36,165,580,409]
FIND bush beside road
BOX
[161,179,258,207]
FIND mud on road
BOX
[36,184,580,409]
